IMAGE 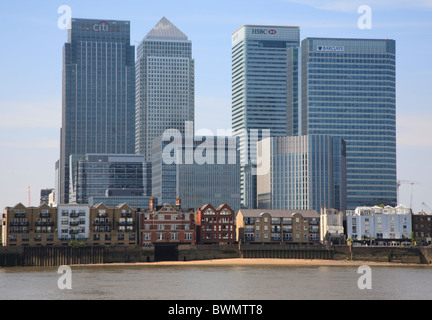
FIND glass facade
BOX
[59,18,136,204]
[152,136,241,212]
[135,17,195,161]
[231,25,300,209]
[69,154,151,205]
[301,38,397,209]
[257,135,346,212]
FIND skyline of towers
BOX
[55,17,398,213]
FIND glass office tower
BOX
[59,18,136,204]
[231,25,300,209]
[152,135,241,212]
[301,38,397,209]
[257,135,347,212]
[135,17,195,162]
[69,154,151,205]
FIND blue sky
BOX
[0,0,431,213]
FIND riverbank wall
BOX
[1,245,431,267]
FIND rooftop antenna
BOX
[28,186,31,207]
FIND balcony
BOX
[95,220,110,226]
[118,221,134,226]
[271,227,281,233]
[36,221,54,226]
[244,219,255,225]
[309,226,319,234]
[69,229,84,235]
[271,219,281,225]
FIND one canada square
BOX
[58,19,136,204]
[232,25,300,209]
[301,38,397,209]
[135,17,195,161]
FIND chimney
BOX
[149,197,155,212]
[176,197,181,208]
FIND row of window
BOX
[141,233,193,241]
[245,233,319,241]
[244,217,319,225]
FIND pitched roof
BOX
[145,17,188,40]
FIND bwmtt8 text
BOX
[168,304,263,317]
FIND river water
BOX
[0,263,431,300]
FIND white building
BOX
[346,205,412,245]
[320,208,344,243]
[57,205,90,242]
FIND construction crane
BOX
[422,202,432,215]
[397,180,419,209]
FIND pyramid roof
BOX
[145,17,188,40]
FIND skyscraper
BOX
[301,38,397,209]
[135,17,195,161]
[231,25,300,209]
[257,135,347,212]
[58,18,136,204]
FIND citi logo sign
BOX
[251,28,277,35]
[93,21,109,32]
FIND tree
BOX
[410,232,416,246]
[346,237,353,260]
[68,240,86,248]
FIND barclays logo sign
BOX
[317,46,344,52]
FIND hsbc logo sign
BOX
[251,28,277,35]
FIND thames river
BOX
[1,261,431,300]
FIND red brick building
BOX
[195,204,236,244]
[139,198,195,246]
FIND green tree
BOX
[68,240,86,248]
